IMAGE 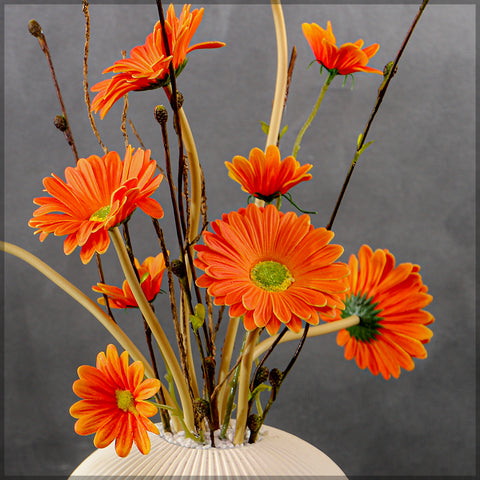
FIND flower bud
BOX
[28,19,43,38]
[247,413,261,433]
[176,92,184,109]
[204,356,216,379]
[252,366,269,389]
[193,398,210,419]
[170,259,187,279]
[54,115,68,132]
[269,368,283,388]
[154,105,168,125]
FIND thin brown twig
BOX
[155,0,187,239]
[128,118,146,150]
[326,0,430,231]
[151,218,196,402]
[120,51,129,148]
[82,0,108,154]
[28,19,79,162]
[210,351,244,403]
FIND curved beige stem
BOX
[233,328,260,444]
[110,228,195,432]
[265,1,288,149]
[1,241,164,380]
[217,316,240,420]
[253,316,360,360]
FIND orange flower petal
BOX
[325,245,434,379]
[195,204,347,335]
[303,21,382,75]
[71,345,160,457]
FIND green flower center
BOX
[115,389,135,412]
[342,293,383,343]
[90,205,112,222]
[250,260,294,292]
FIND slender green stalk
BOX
[292,71,336,158]
[110,227,195,432]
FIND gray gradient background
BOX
[3,2,476,478]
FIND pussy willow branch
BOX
[155,0,188,240]
[248,324,310,444]
[326,0,430,231]
[128,118,146,150]
[120,51,129,148]
[30,12,113,321]
[151,218,200,401]
[28,20,79,162]
[250,326,288,391]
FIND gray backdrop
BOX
[4,2,476,478]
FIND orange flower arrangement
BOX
[3,0,437,463]
[302,21,383,75]
[91,4,225,119]
[225,145,313,202]
[70,344,161,457]
[195,203,349,335]
[93,253,166,308]
[28,146,164,264]
[324,245,434,379]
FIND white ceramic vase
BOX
[69,424,348,478]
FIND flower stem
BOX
[82,0,108,154]
[28,20,79,162]
[1,241,160,379]
[249,325,310,444]
[265,1,288,149]
[233,328,260,445]
[326,0,430,230]
[110,227,195,432]
[253,316,360,360]
[217,316,240,420]
[292,71,336,159]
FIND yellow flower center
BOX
[115,389,136,412]
[90,205,112,222]
[250,260,294,292]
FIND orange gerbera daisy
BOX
[93,253,166,308]
[29,146,164,264]
[302,21,382,75]
[194,204,349,335]
[325,245,434,379]
[91,4,225,119]
[70,344,161,457]
[225,145,313,202]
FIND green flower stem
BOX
[292,71,337,159]
[253,315,360,360]
[233,328,261,445]
[110,227,195,432]
[265,1,288,149]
